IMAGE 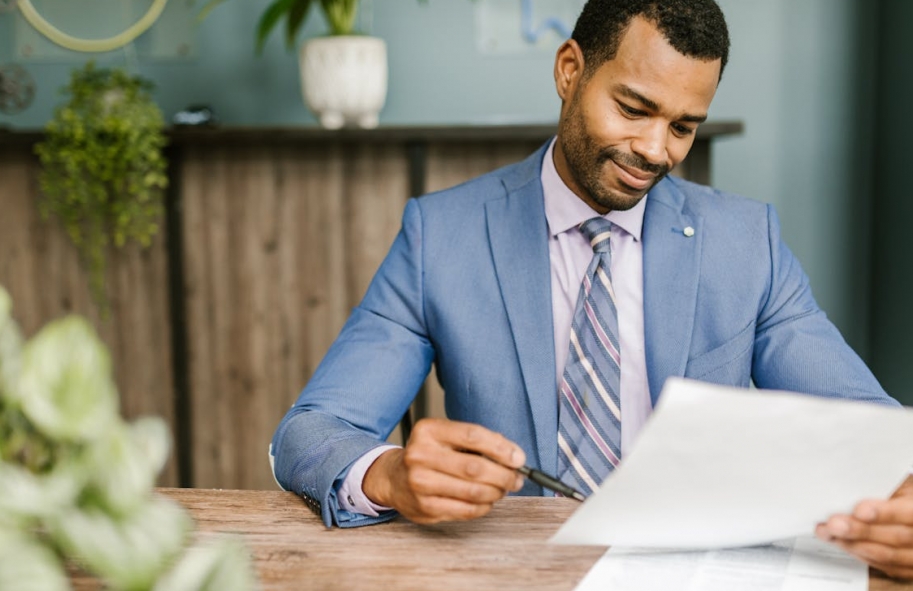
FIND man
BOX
[271,0,913,579]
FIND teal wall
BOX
[711,0,877,358]
[3,0,904,400]
[0,0,572,128]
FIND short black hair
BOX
[572,0,730,77]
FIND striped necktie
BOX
[557,216,622,497]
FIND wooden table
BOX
[73,488,912,590]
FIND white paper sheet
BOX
[551,378,913,548]
[572,536,867,591]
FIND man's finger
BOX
[411,418,526,469]
[866,561,913,581]
[406,467,517,505]
[817,518,913,546]
[406,495,494,525]
[404,440,523,492]
[852,497,913,526]
[826,538,913,579]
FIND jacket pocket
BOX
[684,321,755,387]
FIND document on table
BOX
[572,536,867,591]
[551,378,913,548]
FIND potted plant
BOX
[0,286,256,589]
[203,0,427,129]
[34,62,168,310]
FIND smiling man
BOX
[270,0,913,580]
[555,16,715,213]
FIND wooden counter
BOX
[70,488,911,591]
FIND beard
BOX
[558,95,670,212]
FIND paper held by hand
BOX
[550,378,913,549]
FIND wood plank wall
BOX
[0,146,179,486]
[0,127,733,491]
[181,142,410,490]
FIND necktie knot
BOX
[579,217,613,254]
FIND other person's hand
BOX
[816,475,913,580]
[362,418,526,524]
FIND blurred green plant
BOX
[34,62,168,311]
[198,0,429,52]
[0,286,258,591]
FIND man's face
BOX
[554,17,722,213]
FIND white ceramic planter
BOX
[299,36,388,129]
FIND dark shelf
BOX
[0,121,744,149]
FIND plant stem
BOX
[321,0,358,35]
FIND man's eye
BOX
[671,123,695,137]
[620,103,646,117]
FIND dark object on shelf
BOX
[0,63,36,115]
[172,105,217,127]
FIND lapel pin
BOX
[683,226,695,237]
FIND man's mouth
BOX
[610,159,656,191]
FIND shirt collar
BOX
[541,138,647,241]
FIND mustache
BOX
[600,148,670,178]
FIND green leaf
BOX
[16,316,118,443]
[0,463,83,522]
[152,538,258,591]
[256,0,298,54]
[320,0,358,35]
[0,530,69,591]
[82,417,171,518]
[285,0,313,48]
[51,495,192,590]
[0,286,23,398]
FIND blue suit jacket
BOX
[271,143,897,527]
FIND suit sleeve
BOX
[751,204,899,406]
[270,198,435,527]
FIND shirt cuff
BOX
[337,444,400,517]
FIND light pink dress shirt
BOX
[540,139,653,457]
[338,140,653,515]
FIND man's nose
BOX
[630,122,669,167]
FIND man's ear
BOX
[554,39,586,102]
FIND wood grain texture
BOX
[66,488,913,591]
[425,140,546,194]
[181,143,409,488]
[0,147,178,486]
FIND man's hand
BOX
[816,476,913,580]
[362,418,526,524]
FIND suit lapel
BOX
[643,178,702,406]
[483,159,702,470]
[485,149,558,474]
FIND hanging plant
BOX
[34,62,168,310]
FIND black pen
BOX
[517,465,586,502]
